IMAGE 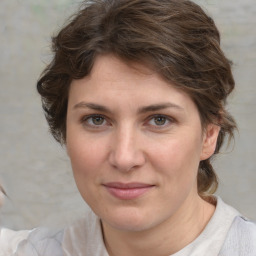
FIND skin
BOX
[66,54,220,256]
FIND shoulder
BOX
[62,210,108,255]
[0,227,63,256]
[0,210,106,256]
[219,216,256,256]
[0,228,30,255]
[227,216,256,244]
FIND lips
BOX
[103,182,154,200]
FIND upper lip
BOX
[103,182,154,189]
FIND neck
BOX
[102,194,215,256]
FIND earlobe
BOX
[200,124,220,161]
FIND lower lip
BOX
[105,186,154,200]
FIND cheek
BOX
[66,132,107,180]
[66,134,108,205]
[153,137,201,167]
[149,134,203,183]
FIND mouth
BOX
[103,182,155,200]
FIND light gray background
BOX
[0,0,255,230]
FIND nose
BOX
[108,125,146,172]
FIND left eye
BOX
[148,115,170,126]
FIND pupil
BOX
[155,116,166,125]
[93,116,104,125]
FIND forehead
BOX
[71,54,179,95]
[68,54,197,113]
[89,54,158,84]
[85,54,193,97]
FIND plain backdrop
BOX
[0,0,255,229]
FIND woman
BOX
[1,0,255,255]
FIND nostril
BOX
[108,148,146,172]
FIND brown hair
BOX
[37,0,236,196]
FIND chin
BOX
[107,219,150,232]
[101,207,156,232]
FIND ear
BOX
[200,124,220,161]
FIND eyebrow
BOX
[138,103,184,114]
[73,102,184,114]
[73,102,111,113]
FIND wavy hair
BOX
[37,0,236,196]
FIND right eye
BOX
[82,115,108,128]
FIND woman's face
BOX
[66,54,219,232]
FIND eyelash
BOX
[81,115,109,128]
[81,114,175,130]
[146,115,174,129]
